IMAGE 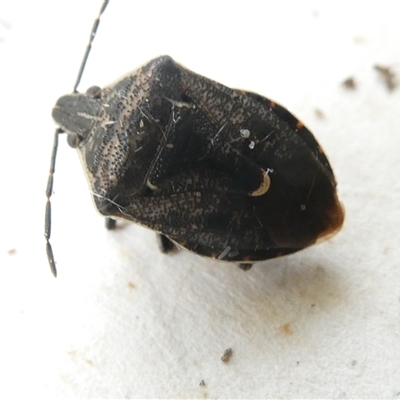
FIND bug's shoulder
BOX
[133,55,183,85]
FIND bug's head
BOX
[52,85,121,216]
[52,85,103,147]
[52,78,165,219]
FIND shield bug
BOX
[46,1,344,277]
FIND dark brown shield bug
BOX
[45,1,344,276]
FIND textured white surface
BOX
[1,0,400,398]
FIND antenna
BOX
[45,0,110,277]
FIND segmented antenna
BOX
[45,0,110,277]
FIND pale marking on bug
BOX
[250,170,270,197]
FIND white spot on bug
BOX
[146,180,158,191]
[300,204,306,211]
[104,121,115,125]
[165,97,193,109]
[166,143,174,149]
[139,119,144,128]
[240,128,250,138]
[249,141,255,149]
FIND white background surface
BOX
[1,1,400,398]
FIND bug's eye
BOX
[67,132,81,148]
[86,85,102,99]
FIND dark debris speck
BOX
[342,77,356,90]
[221,348,233,363]
[374,64,397,91]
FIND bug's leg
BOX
[157,233,176,253]
[238,263,253,271]
[105,217,116,230]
